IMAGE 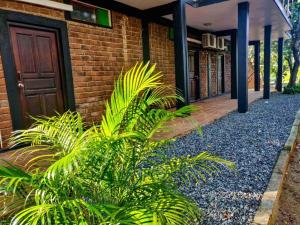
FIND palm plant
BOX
[0,62,234,225]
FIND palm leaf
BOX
[3,62,235,225]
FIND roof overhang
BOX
[115,0,292,41]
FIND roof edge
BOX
[273,0,293,29]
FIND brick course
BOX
[0,0,65,19]
[68,14,143,124]
[0,54,13,147]
[224,52,231,93]
[200,51,208,98]
[149,23,176,90]
[210,52,218,96]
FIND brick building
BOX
[0,0,291,149]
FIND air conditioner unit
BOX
[202,33,216,49]
[217,37,225,50]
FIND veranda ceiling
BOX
[115,0,292,41]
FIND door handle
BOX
[17,71,22,81]
[18,82,24,88]
[17,71,24,89]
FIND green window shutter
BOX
[96,8,112,27]
[169,27,174,41]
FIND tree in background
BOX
[249,43,282,84]
[284,2,300,86]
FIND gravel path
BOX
[164,93,300,225]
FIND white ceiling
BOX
[115,0,174,10]
[115,0,291,41]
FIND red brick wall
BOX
[0,0,232,147]
[247,62,263,90]
[149,23,175,90]
[199,50,231,98]
[148,24,232,100]
[200,51,208,98]
[0,0,143,146]
[210,52,218,97]
[224,52,231,93]
[0,0,65,19]
[68,14,143,123]
[0,54,13,147]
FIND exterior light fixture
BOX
[203,22,212,27]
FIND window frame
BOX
[65,0,113,29]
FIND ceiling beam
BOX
[214,29,236,37]
[186,0,230,8]
[143,2,177,19]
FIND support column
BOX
[254,41,261,91]
[263,25,272,99]
[173,0,189,107]
[237,2,249,113]
[276,37,284,92]
[231,29,238,99]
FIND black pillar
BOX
[142,20,150,63]
[254,41,261,91]
[237,2,249,113]
[173,0,189,107]
[263,25,272,99]
[231,29,238,99]
[276,37,284,92]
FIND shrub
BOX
[0,63,234,225]
[283,84,300,94]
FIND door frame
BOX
[217,54,225,95]
[0,9,75,130]
[188,43,201,101]
[207,53,212,97]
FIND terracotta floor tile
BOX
[155,90,263,140]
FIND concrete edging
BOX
[251,109,300,225]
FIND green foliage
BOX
[283,84,300,94]
[249,43,280,83]
[0,63,234,225]
[283,2,300,85]
[249,2,300,85]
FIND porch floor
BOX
[0,90,263,165]
[155,89,264,140]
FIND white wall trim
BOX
[17,0,73,12]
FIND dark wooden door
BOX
[217,54,225,95]
[188,51,200,101]
[9,26,65,128]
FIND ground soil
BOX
[274,131,300,225]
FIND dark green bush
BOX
[294,84,300,93]
[283,84,300,94]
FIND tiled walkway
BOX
[0,90,263,165]
[154,89,264,140]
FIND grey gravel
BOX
[164,93,300,225]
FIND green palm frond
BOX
[101,62,163,136]
[145,152,235,185]
[8,112,95,178]
[0,160,32,194]
[2,62,235,225]
[9,111,85,152]
[0,160,35,219]
[125,184,202,225]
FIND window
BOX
[70,1,112,28]
[96,8,111,27]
